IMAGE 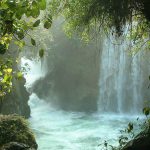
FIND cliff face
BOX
[0,43,30,118]
[0,77,30,118]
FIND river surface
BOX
[21,58,143,150]
[28,94,140,150]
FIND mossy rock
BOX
[122,129,150,150]
[0,115,37,149]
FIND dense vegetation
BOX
[0,115,37,149]
[48,0,150,53]
[0,0,51,99]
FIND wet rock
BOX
[122,130,150,150]
[0,115,38,150]
[1,142,36,150]
[0,78,30,118]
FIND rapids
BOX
[22,57,140,150]
[21,34,149,149]
[28,93,138,150]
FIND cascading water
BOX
[98,38,144,114]
[21,57,47,88]
[20,34,149,149]
[19,18,150,149]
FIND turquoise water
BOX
[21,53,145,150]
[28,94,140,150]
[22,58,142,150]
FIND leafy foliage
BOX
[0,59,13,97]
[48,0,150,34]
[48,0,150,52]
[143,107,150,116]
[0,0,51,99]
[0,0,149,105]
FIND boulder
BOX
[122,130,150,150]
[0,115,37,150]
[1,142,36,150]
[0,78,30,118]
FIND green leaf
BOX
[31,1,40,18]
[14,41,25,48]
[18,33,24,40]
[7,0,16,8]
[31,38,36,46]
[39,0,46,10]
[33,19,40,27]
[32,1,37,7]
[0,3,9,10]
[31,8,40,18]
[25,9,32,17]
[15,7,26,20]
[39,49,44,58]
[16,72,23,80]
[143,107,150,116]
[0,44,6,54]
[44,21,52,29]
[127,123,133,133]
[6,68,12,74]
[47,14,52,22]
[3,74,11,82]
[16,29,24,40]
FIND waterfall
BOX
[20,33,150,150]
[98,38,146,114]
[21,57,47,89]
[21,34,149,115]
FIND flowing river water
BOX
[22,54,144,150]
[20,26,150,149]
[28,93,138,150]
